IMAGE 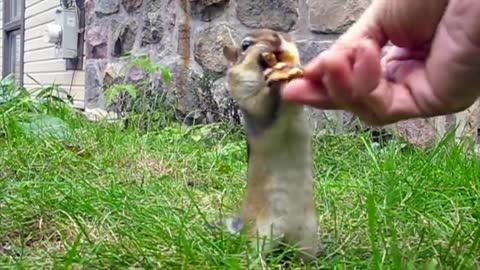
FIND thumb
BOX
[282,78,338,109]
[282,1,386,108]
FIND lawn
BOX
[1,79,479,269]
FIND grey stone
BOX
[308,0,370,34]
[86,24,109,59]
[340,111,361,132]
[236,0,299,32]
[188,0,229,22]
[127,66,144,82]
[445,114,457,132]
[85,60,106,109]
[194,24,238,74]
[142,1,164,46]
[112,22,138,57]
[85,0,94,21]
[102,62,126,88]
[91,43,108,59]
[83,108,119,122]
[146,0,162,9]
[425,101,480,144]
[164,0,176,33]
[463,100,480,140]
[304,108,344,134]
[395,119,438,148]
[212,77,242,124]
[159,62,242,125]
[102,62,136,114]
[122,0,143,12]
[163,62,207,124]
[95,0,120,15]
[156,41,175,61]
[296,39,333,65]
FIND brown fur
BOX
[222,29,320,263]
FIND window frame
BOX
[2,0,25,86]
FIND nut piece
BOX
[261,52,278,67]
[265,66,305,87]
[278,51,296,64]
[262,50,304,87]
[266,70,292,84]
[287,67,304,80]
[273,62,288,70]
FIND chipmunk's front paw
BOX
[260,52,304,87]
[206,216,244,235]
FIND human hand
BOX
[282,0,480,125]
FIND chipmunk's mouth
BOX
[258,50,297,70]
[258,50,305,88]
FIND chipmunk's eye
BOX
[240,38,254,51]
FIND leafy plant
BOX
[129,53,171,84]
[105,84,137,105]
[0,73,78,143]
[104,53,174,132]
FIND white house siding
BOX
[23,0,85,109]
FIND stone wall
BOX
[84,0,362,127]
[84,0,480,148]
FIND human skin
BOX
[282,0,480,125]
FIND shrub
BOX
[104,53,174,133]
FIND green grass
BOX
[1,96,480,269]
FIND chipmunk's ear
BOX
[223,45,240,63]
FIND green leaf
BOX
[104,84,137,105]
[1,73,16,88]
[18,115,73,142]
[121,51,132,58]
[104,87,116,105]
[36,85,55,99]
[191,134,202,142]
[35,84,74,105]
[46,95,73,105]
[0,87,22,104]
[161,67,172,84]
[124,85,138,99]
[0,74,23,105]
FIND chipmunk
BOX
[221,29,319,262]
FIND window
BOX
[8,0,20,20]
[3,0,24,85]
